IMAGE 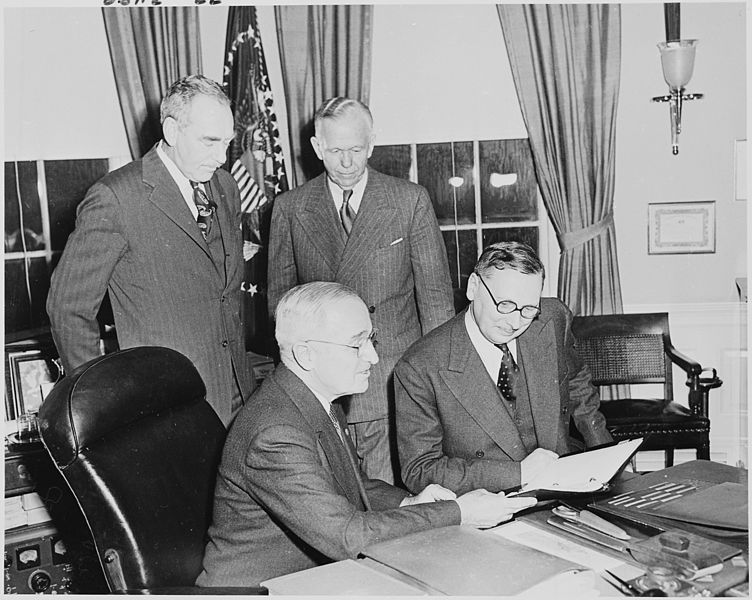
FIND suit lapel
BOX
[439,315,527,460]
[276,367,364,507]
[336,169,395,279]
[296,175,345,276]
[141,146,217,266]
[518,313,560,451]
[206,177,235,284]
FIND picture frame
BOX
[6,349,60,418]
[648,201,716,255]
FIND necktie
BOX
[327,402,373,510]
[328,403,344,441]
[339,189,354,236]
[496,343,518,404]
[190,181,214,239]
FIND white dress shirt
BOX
[464,309,519,383]
[328,170,368,215]
[156,141,206,220]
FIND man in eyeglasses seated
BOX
[196,281,537,587]
[394,241,613,496]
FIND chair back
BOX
[38,346,226,592]
[572,312,674,402]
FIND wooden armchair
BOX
[572,312,722,468]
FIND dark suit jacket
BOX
[394,299,613,495]
[196,364,460,586]
[46,145,252,426]
[267,168,454,422]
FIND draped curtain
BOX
[275,5,374,186]
[497,4,623,317]
[103,7,202,159]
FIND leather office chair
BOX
[38,346,267,594]
[572,313,722,469]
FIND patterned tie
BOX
[496,343,518,404]
[327,402,373,510]
[328,403,345,441]
[190,181,215,239]
[339,189,355,236]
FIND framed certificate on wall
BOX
[648,201,716,255]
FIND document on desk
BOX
[363,525,589,596]
[509,438,643,498]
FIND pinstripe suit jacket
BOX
[268,168,455,422]
[395,301,613,495]
[46,145,252,426]
[196,364,460,586]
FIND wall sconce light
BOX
[652,39,703,155]
[489,172,518,188]
[448,176,464,188]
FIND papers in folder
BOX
[511,438,643,496]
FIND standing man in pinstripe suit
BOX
[268,98,454,484]
[47,75,253,427]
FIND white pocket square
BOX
[389,237,404,246]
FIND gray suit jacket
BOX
[268,168,454,422]
[395,300,613,495]
[196,364,460,587]
[46,145,252,426]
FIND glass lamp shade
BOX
[657,40,698,91]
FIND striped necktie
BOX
[339,189,354,236]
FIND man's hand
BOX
[455,489,537,528]
[520,448,559,487]
[400,483,457,506]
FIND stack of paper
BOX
[4,492,52,529]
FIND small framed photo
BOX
[648,201,716,255]
[7,350,61,418]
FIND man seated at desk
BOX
[395,241,613,495]
[196,281,537,586]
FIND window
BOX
[4,159,110,339]
[370,138,549,293]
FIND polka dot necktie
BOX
[496,343,518,404]
[339,189,354,236]
[190,181,215,239]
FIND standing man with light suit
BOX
[395,241,613,495]
[47,75,252,426]
[268,98,454,483]
[197,282,536,587]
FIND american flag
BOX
[223,6,288,354]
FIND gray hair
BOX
[474,241,545,281]
[313,97,373,136]
[160,74,230,127]
[275,282,364,360]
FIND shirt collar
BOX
[156,141,196,204]
[464,308,518,382]
[327,169,368,213]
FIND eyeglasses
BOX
[475,272,541,319]
[306,328,379,355]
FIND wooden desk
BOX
[263,461,747,596]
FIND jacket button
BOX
[222,341,228,348]
[368,306,376,313]
[561,406,568,414]
[475,450,484,458]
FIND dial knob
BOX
[29,571,52,593]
